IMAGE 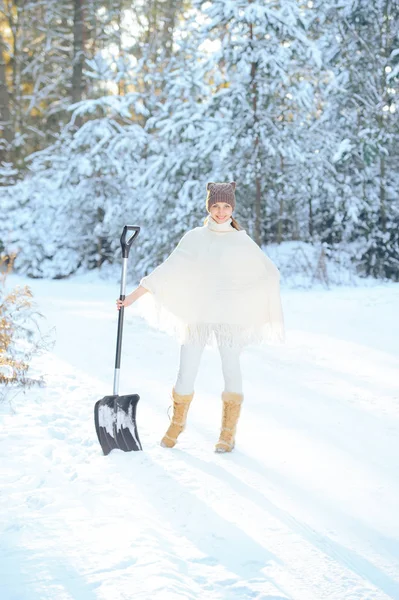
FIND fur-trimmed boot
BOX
[215,391,243,453]
[160,388,194,448]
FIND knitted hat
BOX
[206,182,236,211]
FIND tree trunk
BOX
[249,21,261,246]
[378,0,390,232]
[0,37,13,163]
[308,194,313,239]
[162,0,181,57]
[277,155,284,243]
[72,0,85,126]
[254,173,261,245]
[10,3,22,166]
[117,3,126,96]
[380,156,386,231]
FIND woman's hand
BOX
[116,295,134,310]
[115,285,149,310]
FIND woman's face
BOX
[209,202,233,223]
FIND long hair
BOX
[204,215,242,231]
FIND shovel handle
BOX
[114,225,140,394]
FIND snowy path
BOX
[1,276,399,600]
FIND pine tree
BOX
[1,113,148,278]
[188,0,320,245]
[312,0,399,277]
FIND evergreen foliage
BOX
[0,0,398,282]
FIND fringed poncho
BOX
[136,217,285,348]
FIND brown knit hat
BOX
[206,182,236,211]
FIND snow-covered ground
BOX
[1,274,399,600]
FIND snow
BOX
[332,138,353,163]
[98,403,116,437]
[1,273,399,600]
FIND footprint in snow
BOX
[48,428,66,440]
[26,493,51,509]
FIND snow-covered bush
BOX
[356,214,399,282]
[0,118,148,279]
[266,241,360,289]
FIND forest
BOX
[0,0,398,281]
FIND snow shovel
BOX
[94,225,143,455]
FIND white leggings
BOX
[174,341,243,396]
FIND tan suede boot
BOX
[215,391,244,453]
[160,388,194,448]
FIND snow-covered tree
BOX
[312,0,399,277]
[179,0,321,245]
[2,1,399,282]
[0,110,148,278]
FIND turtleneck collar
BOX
[207,215,235,233]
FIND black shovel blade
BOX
[94,393,142,455]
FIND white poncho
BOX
[137,216,285,348]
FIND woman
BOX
[116,182,284,453]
